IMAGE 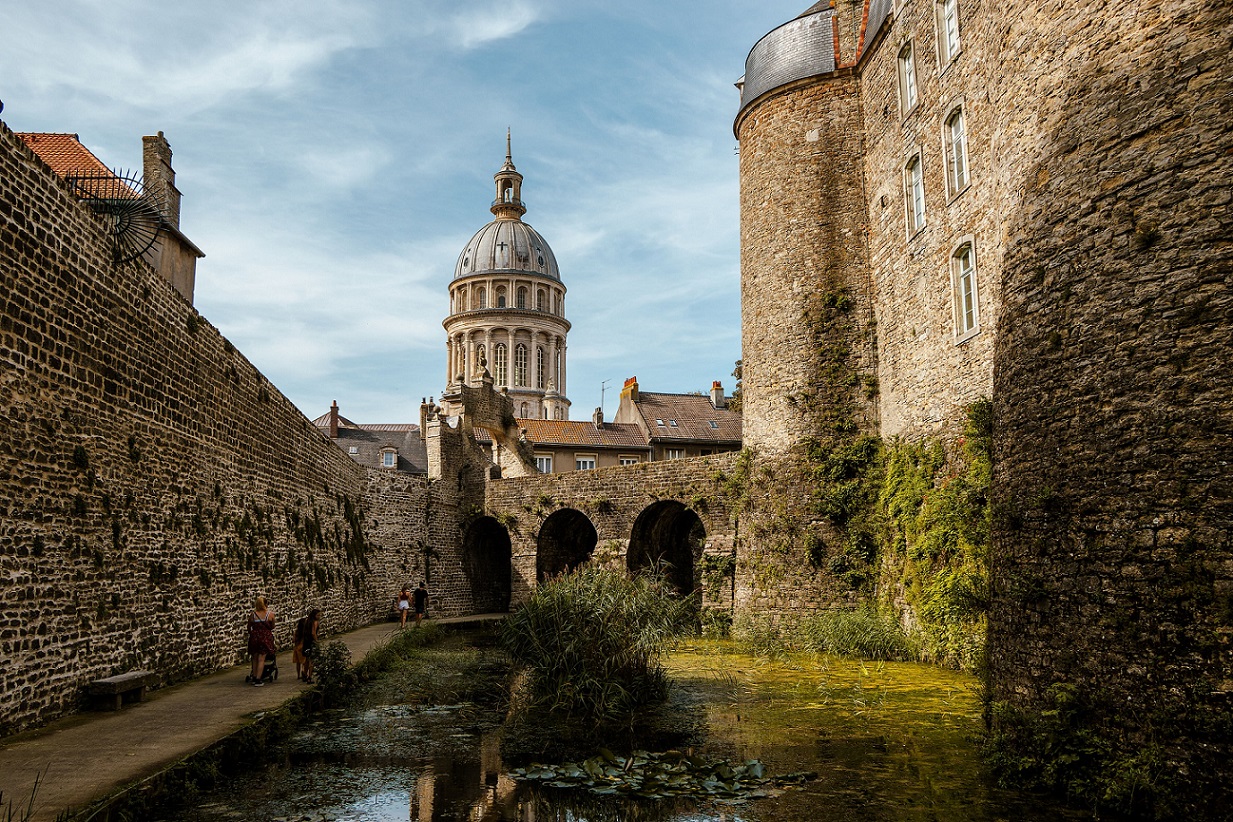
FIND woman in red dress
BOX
[247,596,276,686]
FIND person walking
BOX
[292,614,309,680]
[413,581,428,627]
[301,609,321,684]
[396,586,412,628]
[246,596,276,687]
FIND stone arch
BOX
[627,500,704,595]
[536,508,597,581]
[462,517,512,612]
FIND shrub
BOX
[501,565,692,724]
[312,640,355,706]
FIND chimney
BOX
[710,381,726,409]
[622,376,639,403]
[329,400,340,438]
[593,406,604,428]
[142,131,181,227]
[419,397,430,441]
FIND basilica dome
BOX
[454,218,559,281]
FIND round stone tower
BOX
[733,5,876,454]
[442,133,571,420]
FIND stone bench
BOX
[86,670,159,711]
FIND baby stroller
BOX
[244,651,279,684]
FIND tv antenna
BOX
[66,168,166,264]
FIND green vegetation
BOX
[511,748,815,803]
[734,606,917,661]
[502,565,692,724]
[879,399,991,668]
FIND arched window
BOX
[476,344,486,370]
[517,287,528,309]
[944,106,968,194]
[536,290,546,311]
[897,42,918,113]
[477,287,487,309]
[496,286,507,308]
[536,347,546,389]
[494,344,508,385]
[904,154,925,234]
[951,241,979,338]
[514,344,528,386]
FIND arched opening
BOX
[627,501,704,596]
[537,508,597,581]
[462,517,512,612]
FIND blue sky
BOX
[1,1,807,423]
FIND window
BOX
[496,286,507,308]
[619,456,640,466]
[536,290,546,311]
[535,455,553,473]
[382,450,397,468]
[669,420,678,427]
[897,42,918,113]
[951,241,980,338]
[937,0,961,65]
[517,287,527,309]
[536,347,545,389]
[476,344,486,370]
[348,446,359,455]
[494,344,508,385]
[905,154,926,234]
[576,456,597,471]
[477,287,486,309]
[944,107,968,195]
[655,419,665,426]
[514,344,528,386]
[708,420,719,429]
[666,449,684,460]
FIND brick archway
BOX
[536,508,597,581]
[627,500,704,596]
[462,516,512,612]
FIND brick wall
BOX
[0,122,438,734]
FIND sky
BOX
[1,0,808,423]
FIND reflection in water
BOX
[164,638,1098,822]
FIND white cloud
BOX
[452,1,540,49]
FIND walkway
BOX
[0,615,504,822]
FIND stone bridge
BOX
[465,451,743,612]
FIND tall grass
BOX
[734,606,919,661]
[502,565,693,724]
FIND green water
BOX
[162,636,1096,821]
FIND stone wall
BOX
[0,122,433,734]
[984,0,1233,809]
[485,452,740,609]
[858,0,1000,440]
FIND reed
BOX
[502,565,692,724]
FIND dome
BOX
[454,219,560,281]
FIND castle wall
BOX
[485,453,740,609]
[0,122,435,734]
[984,0,1233,805]
[736,72,877,453]
[859,0,999,439]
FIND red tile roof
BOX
[474,420,649,449]
[17,133,114,178]
[634,393,742,443]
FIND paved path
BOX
[0,615,504,822]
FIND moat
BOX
[158,630,1095,822]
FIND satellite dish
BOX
[66,168,165,263]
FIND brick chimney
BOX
[142,131,181,227]
[593,406,604,428]
[710,381,726,409]
[329,400,340,438]
[622,376,639,402]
